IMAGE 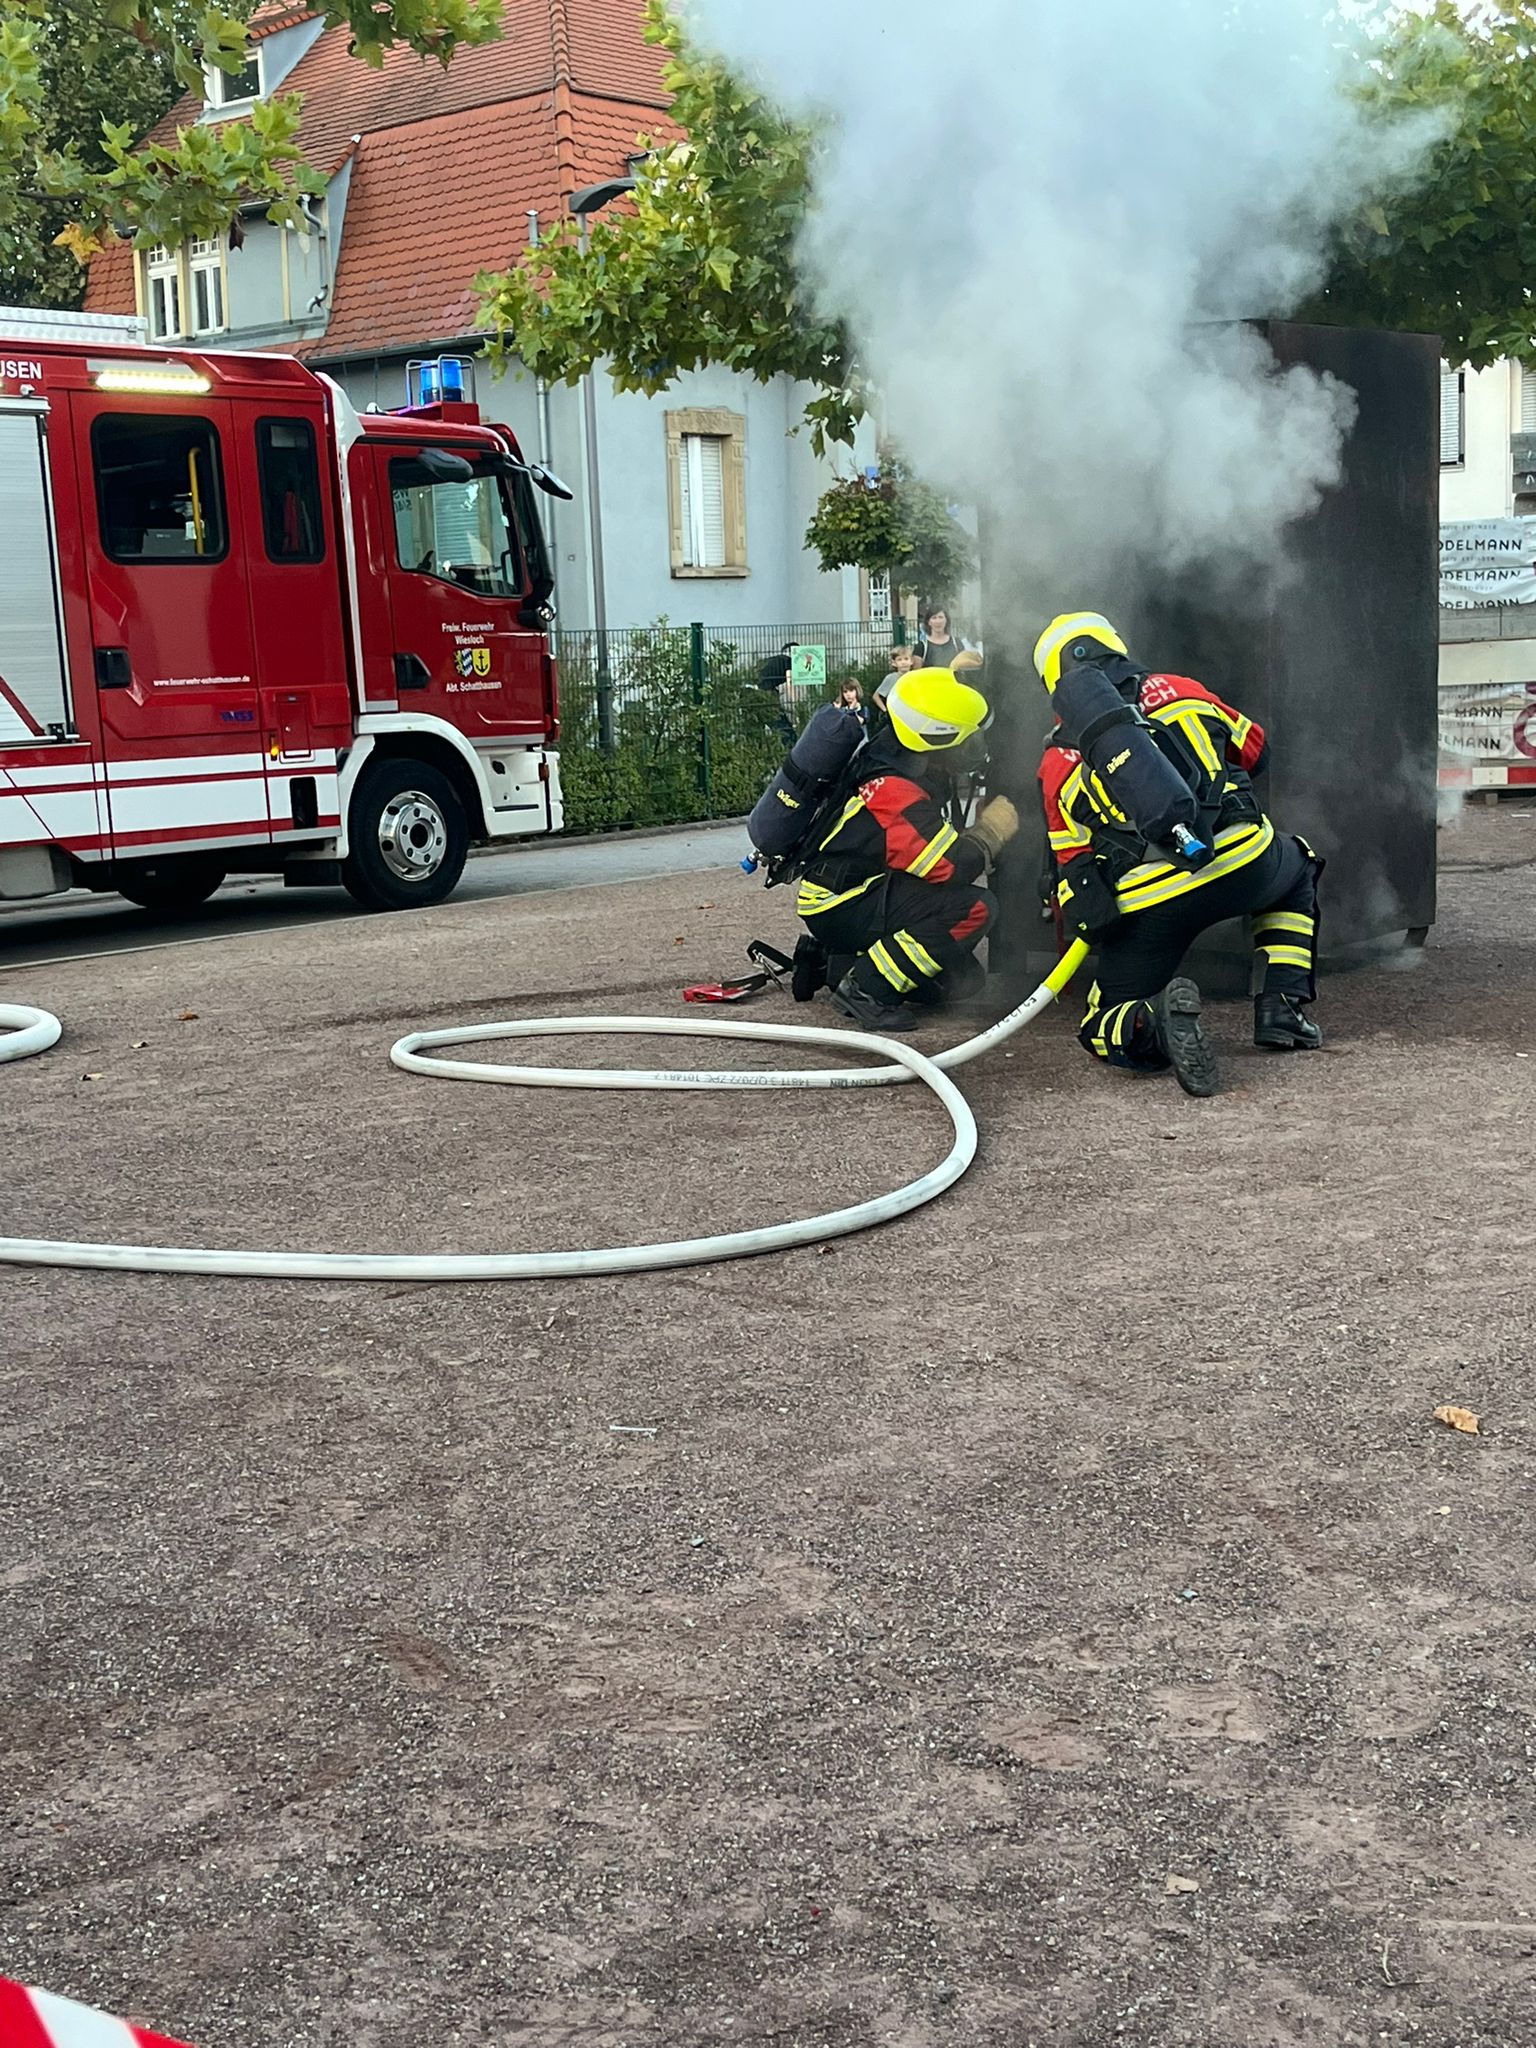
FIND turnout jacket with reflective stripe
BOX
[799,740,985,915]
[1040,672,1273,915]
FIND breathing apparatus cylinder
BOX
[746,703,865,862]
[1052,662,1206,857]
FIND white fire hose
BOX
[0,943,1086,1283]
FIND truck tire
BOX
[114,855,227,913]
[342,757,468,912]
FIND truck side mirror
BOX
[528,463,575,502]
[417,446,474,482]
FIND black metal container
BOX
[985,323,1440,1000]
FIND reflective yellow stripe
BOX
[895,930,944,979]
[1036,611,1125,687]
[1116,820,1273,913]
[1049,823,1091,851]
[1086,767,1132,824]
[796,872,881,915]
[1151,701,1222,775]
[1251,911,1314,937]
[868,941,916,993]
[1230,714,1253,754]
[815,794,866,853]
[909,821,958,878]
[1260,944,1313,969]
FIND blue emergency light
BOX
[406,355,474,408]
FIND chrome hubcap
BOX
[377,790,448,882]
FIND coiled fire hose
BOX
[0,942,1086,1283]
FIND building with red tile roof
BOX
[83,0,868,633]
[86,0,671,359]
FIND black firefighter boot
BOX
[1154,977,1219,1098]
[1254,993,1323,1051]
[831,970,919,1034]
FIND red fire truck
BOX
[0,321,569,914]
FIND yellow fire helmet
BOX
[884,668,990,753]
[1032,611,1129,692]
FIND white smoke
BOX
[682,0,1431,612]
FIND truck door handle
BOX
[94,647,131,690]
[394,653,431,692]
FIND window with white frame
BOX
[145,245,183,342]
[188,238,226,336]
[143,240,227,341]
[665,408,747,576]
[1439,364,1465,468]
[1520,363,1536,434]
[203,48,263,108]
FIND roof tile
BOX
[83,0,674,358]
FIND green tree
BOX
[477,0,860,454]
[0,5,178,306]
[1314,0,1536,365]
[477,0,1536,444]
[0,0,500,287]
[804,461,976,608]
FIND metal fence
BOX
[552,620,908,834]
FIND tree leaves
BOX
[477,0,858,454]
[0,0,500,302]
[803,462,976,605]
[1314,0,1536,366]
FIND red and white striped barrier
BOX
[0,1977,194,2048]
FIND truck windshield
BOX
[390,457,524,599]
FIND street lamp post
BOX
[570,177,636,757]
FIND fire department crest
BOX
[454,646,491,678]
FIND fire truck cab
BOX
[0,321,566,914]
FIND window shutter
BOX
[665,408,747,575]
[682,435,726,568]
[723,428,747,569]
[1439,366,1464,466]
[664,416,686,573]
[1521,366,1536,434]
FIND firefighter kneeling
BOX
[798,669,1019,1032]
[1034,611,1323,1098]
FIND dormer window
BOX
[203,48,263,109]
[143,238,228,341]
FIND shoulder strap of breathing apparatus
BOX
[1053,662,1211,867]
[763,748,869,889]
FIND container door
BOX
[375,444,548,738]
[69,391,270,856]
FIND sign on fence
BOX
[1439,678,1536,777]
[789,643,828,688]
[1441,520,1536,611]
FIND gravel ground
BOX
[2,799,1534,2048]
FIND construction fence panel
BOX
[552,621,904,835]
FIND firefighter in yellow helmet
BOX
[797,667,1021,1031]
[1034,611,1323,1096]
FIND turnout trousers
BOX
[1080,834,1321,1067]
[802,873,995,1006]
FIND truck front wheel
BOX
[114,855,227,914]
[342,758,468,912]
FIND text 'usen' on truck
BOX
[0,323,570,915]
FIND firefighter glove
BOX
[965,795,1021,862]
